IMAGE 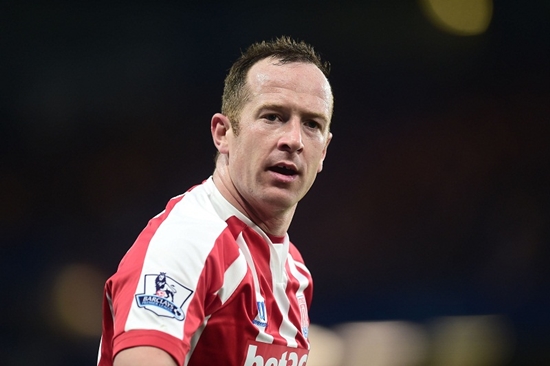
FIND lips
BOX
[268,164,298,176]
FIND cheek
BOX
[231,145,255,174]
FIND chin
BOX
[271,191,305,209]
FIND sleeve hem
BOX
[113,329,186,365]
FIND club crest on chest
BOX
[253,300,268,328]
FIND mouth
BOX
[268,164,298,177]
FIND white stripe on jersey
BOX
[268,239,297,347]
[293,260,311,276]
[97,337,102,364]
[273,280,298,347]
[215,251,248,305]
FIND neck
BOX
[212,166,296,237]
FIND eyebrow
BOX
[259,103,329,123]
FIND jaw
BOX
[256,170,316,210]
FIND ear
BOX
[317,132,333,173]
[211,113,231,154]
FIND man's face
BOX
[225,58,333,213]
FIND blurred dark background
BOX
[1,1,549,365]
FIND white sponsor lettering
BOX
[244,345,308,366]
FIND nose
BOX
[278,119,304,153]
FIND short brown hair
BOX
[221,36,331,134]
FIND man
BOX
[98,36,333,366]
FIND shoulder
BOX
[155,183,229,244]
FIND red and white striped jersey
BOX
[97,177,313,366]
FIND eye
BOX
[263,113,281,122]
[304,120,321,129]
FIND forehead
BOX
[245,58,333,115]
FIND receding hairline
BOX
[244,58,334,116]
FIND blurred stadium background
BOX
[1,1,549,365]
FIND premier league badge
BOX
[135,272,193,321]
